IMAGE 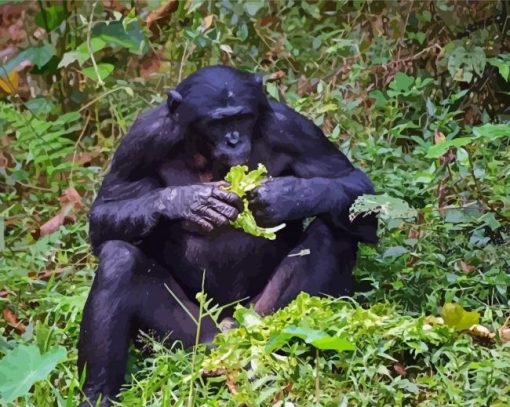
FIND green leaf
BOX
[472,123,510,140]
[383,246,409,258]
[58,38,106,68]
[488,57,510,81]
[235,307,263,329]
[0,345,67,402]
[2,43,56,74]
[244,1,264,16]
[389,72,415,92]
[425,137,473,158]
[266,326,356,353]
[441,303,480,332]
[92,20,148,55]
[82,63,114,81]
[448,46,486,83]
[224,164,286,240]
[301,1,321,19]
[349,194,417,221]
[35,5,67,31]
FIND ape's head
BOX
[167,65,269,168]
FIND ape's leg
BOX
[78,240,216,406]
[254,217,357,315]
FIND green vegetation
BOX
[0,1,509,406]
[224,164,286,239]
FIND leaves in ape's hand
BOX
[225,163,267,197]
[224,164,286,239]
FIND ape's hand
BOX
[248,176,305,226]
[157,183,243,232]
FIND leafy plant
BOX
[224,164,286,239]
[0,344,67,403]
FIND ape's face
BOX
[194,113,255,168]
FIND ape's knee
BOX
[96,240,143,288]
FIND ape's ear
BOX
[167,89,182,113]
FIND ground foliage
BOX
[0,1,509,406]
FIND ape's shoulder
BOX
[264,100,336,154]
[111,103,182,178]
[267,101,326,141]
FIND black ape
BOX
[78,66,377,405]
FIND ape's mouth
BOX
[220,154,250,167]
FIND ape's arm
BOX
[252,104,377,243]
[89,103,242,251]
[89,104,178,252]
[290,121,377,243]
[89,174,164,252]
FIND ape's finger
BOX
[189,214,214,232]
[206,181,229,188]
[202,207,230,226]
[208,197,239,220]
[212,188,243,211]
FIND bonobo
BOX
[78,65,377,405]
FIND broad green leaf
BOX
[349,194,417,221]
[448,46,486,83]
[442,303,480,332]
[0,344,67,402]
[235,307,263,329]
[224,164,286,239]
[389,72,415,92]
[58,38,106,68]
[383,246,409,258]
[472,124,510,139]
[82,63,114,81]
[92,20,148,55]
[266,325,356,353]
[35,5,67,31]
[425,137,473,158]
[317,103,338,113]
[488,57,510,81]
[2,43,56,73]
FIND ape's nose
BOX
[225,131,240,147]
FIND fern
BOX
[0,103,82,183]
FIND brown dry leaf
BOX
[459,260,475,274]
[499,316,510,343]
[60,186,82,208]
[37,187,82,238]
[393,362,407,376]
[202,15,214,31]
[102,0,128,12]
[0,150,8,167]
[140,52,162,79]
[226,375,238,395]
[434,129,446,144]
[29,268,64,282]
[146,0,179,33]
[3,307,26,334]
[0,290,8,298]
[267,70,285,82]
[258,15,279,27]
[469,324,496,344]
[297,75,312,97]
[200,368,227,378]
[65,150,100,166]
